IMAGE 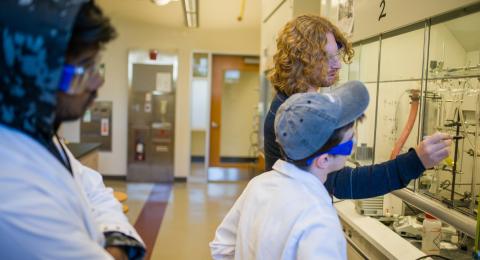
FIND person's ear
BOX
[312,154,330,170]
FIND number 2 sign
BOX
[379,0,386,21]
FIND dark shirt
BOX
[264,92,426,199]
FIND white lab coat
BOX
[210,160,347,260]
[0,124,112,259]
[62,141,144,245]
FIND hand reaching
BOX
[415,132,452,169]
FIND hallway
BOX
[106,177,248,259]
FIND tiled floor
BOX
[150,181,247,259]
[106,180,154,224]
[105,169,248,260]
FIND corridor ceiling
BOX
[97,0,261,30]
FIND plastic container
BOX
[421,214,442,254]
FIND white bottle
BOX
[422,214,442,254]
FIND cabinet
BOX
[66,142,101,171]
[342,4,480,237]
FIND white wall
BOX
[191,130,206,156]
[61,121,80,143]
[191,79,209,130]
[62,17,260,177]
[260,0,322,72]
[190,76,209,158]
[467,50,479,65]
[260,0,293,72]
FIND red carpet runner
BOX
[134,184,173,260]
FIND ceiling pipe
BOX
[237,0,246,21]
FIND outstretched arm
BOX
[325,132,451,199]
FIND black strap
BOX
[53,134,73,176]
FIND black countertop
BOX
[66,143,101,159]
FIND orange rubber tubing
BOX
[390,90,420,159]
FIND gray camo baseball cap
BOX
[274,80,369,161]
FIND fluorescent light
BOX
[182,0,198,28]
[191,13,197,27]
[186,13,192,26]
[185,0,196,12]
[152,0,171,6]
[186,13,198,27]
[152,0,179,6]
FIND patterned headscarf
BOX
[0,0,88,149]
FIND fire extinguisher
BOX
[135,139,145,161]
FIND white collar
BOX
[272,159,333,205]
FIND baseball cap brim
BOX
[330,80,370,128]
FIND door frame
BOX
[209,54,259,168]
[127,61,177,182]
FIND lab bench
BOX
[66,142,101,171]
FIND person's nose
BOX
[85,72,104,92]
[330,57,342,70]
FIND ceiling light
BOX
[182,0,198,28]
[184,0,196,12]
[152,0,178,6]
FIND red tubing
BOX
[390,90,421,159]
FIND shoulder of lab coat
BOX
[66,149,145,247]
[0,125,113,260]
[209,187,245,260]
[209,188,346,260]
[210,160,346,260]
[294,206,347,260]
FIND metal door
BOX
[127,64,175,182]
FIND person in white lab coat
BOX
[0,0,144,259]
[210,81,451,259]
[56,136,146,259]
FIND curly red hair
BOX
[268,15,354,96]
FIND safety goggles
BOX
[305,139,354,166]
[58,62,104,94]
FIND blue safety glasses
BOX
[305,139,354,166]
[58,64,85,93]
[327,139,354,156]
[58,62,104,94]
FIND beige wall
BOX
[191,130,206,156]
[320,0,479,42]
[62,17,260,177]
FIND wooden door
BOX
[209,55,259,168]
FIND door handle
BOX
[211,121,219,128]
